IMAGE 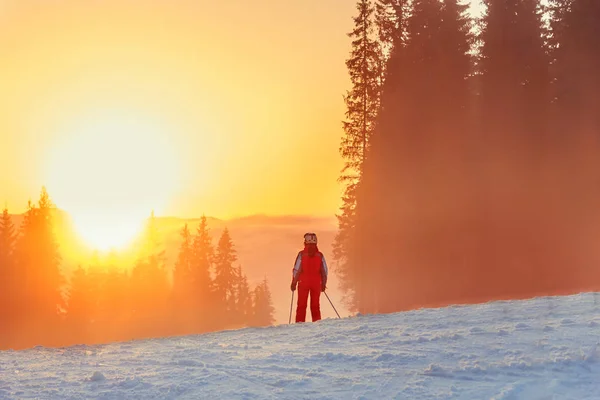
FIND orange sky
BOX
[0,0,484,223]
[0,0,359,221]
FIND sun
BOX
[44,111,181,251]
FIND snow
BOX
[2,293,600,399]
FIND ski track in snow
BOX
[2,293,600,399]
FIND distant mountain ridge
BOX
[156,213,336,227]
[7,210,335,229]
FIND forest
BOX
[334,0,600,313]
[0,189,275,350]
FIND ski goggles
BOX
[304,233,317,244]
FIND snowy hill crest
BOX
[2,293,600,399]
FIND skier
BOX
[290,232,328,322]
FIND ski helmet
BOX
[304,232,317,244]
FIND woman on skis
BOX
[290,232,328,322]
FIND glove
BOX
[291,280,297,292]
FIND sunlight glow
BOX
[45,111,181,251]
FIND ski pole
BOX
[324,291,341,319]
[289,290,294,324]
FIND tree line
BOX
[0,188,275,350]
[335,0,600,313]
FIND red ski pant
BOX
[296,282,321,322]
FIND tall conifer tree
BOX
[334,0,384,310]
[192,216,214,316]
[252,277,275,327]
[0,207,17,340]
[479,0,549,151]
[214,228,237,317]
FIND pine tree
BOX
[467,0,554,299]
[344,0,413,314]
[235,265,253,325]
[334,0,384,311]
[363,0,453,313]
[252,277,275,327]
[478,0,550,152]
[191,215,214,318]
[0,207,17,340]
[38,188,64,314]
[550,0,600,142]
[14,188,64,329]
[375,0,408,53]
[332,187,358,309]
[171,223,194,332]
[438,0,474,130]
[65,266,93,342]
[0,207,16,263]
[213,228,237,317]
[173,223,193,299]
[341,0,382,178]
[543,0,600,295]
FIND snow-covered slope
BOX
[3,293,600,399]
